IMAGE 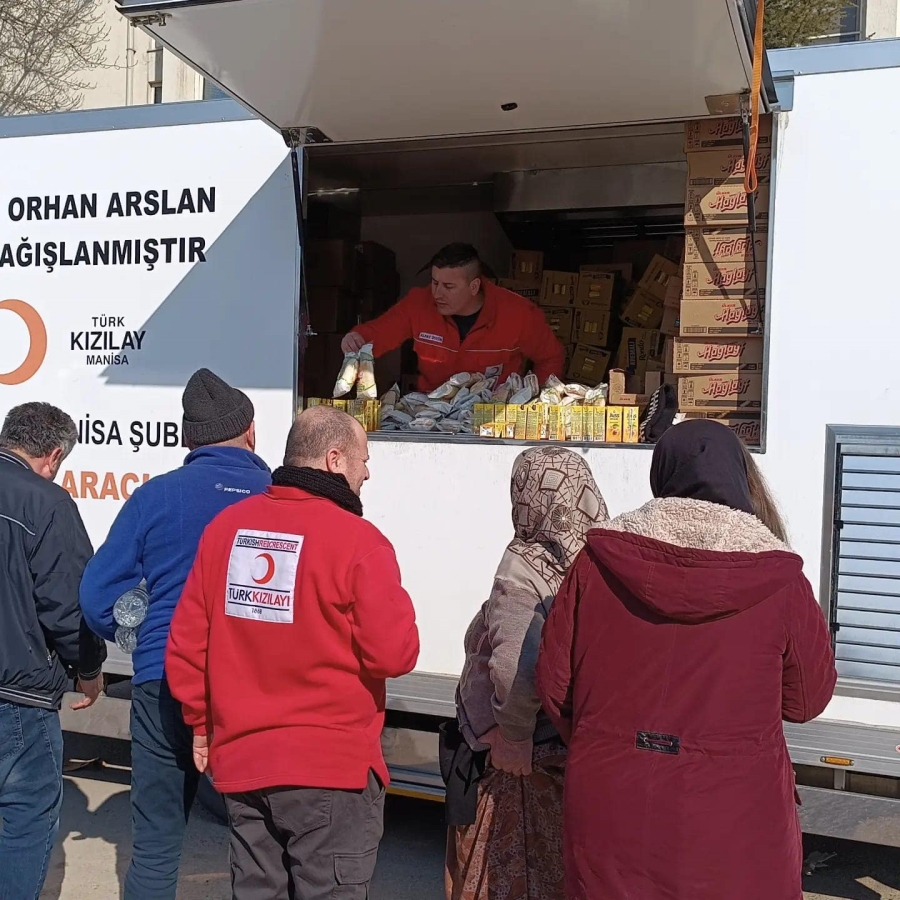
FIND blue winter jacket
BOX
[79,446,271,684]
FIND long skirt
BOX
[445,739,566,900]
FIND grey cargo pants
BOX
[224,770,385,900]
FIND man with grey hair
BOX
[0,402,107,900]
[167,405,419,900]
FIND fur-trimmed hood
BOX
[586,497,802,624]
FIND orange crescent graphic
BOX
[252,552,276,585]
[0,299,47,386]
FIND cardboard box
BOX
[679,299,763,336]
[687,146,772,187]
[683,413,762,445]
[616,328,664,376]
[543,306,575,343]
[567,344,612,384]
[678,374,763,411]
[540,271,579,306]
[572,308,611,349]
[609,369,661,407]
[305,240,357,288]
[510,249,544,283]
[498,278,541,303]
[684,229,768,265]
[672,337,764,373]
[637,254,680,303]
[684,115,773,152]
[580,262,634,283]
[660,305,680,337]
[664,275,683,310]
[620,289,664,330]
[606,407,624,443]
[685,182,770,228]
[514,405,528,441]
[575,272,615,309]
[682,261,767,300]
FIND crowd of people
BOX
[0,366,837,900]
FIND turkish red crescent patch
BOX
[225,530,303,623]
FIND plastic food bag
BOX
[429,380,459,400]
[380,384,400,411]
[506,373,523,393]
[545,375,565,392]
[540,388,563,405]
[524,373,540,396]
[509,386,534,405]
[356,344,377,400]
[450,372,472,388]
[564,383,588,399]
[586,384,609,406]
[333,352,359,398]
[382,409,413,426]
[492,383,512,403]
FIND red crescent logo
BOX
[252,553,276,585]
[0,299,47,386]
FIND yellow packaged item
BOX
[606,406,624,443]
[623,407,640,443]
[525,403,543,442]
[592,407,607,442]
[515,406,528,440]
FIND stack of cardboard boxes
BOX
[667,115,773,446]
[302,239,401,398]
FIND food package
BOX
[545,374,566,392]
[506,373,523,394]
[382,409,413,426]
[509,385,534,405]
[524,373,540,396]
[585,384,609,406]
[424,400,453,416]
[380,384,400,411]
[492,383,512,403]
[452,387,471,408]
[356,344,377,399]
[564,383,588,400]
[333,352,359,398]
[429,380,459,400]
[450,372,472,388]
[540,388,563,405]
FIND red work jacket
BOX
[356,282,564,391]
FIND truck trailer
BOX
[2,0,900,844]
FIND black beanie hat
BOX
[182,369,254,447]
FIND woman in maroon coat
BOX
[535,420,837,900]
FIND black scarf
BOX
[271,466,363,517]
[650,419,754,516]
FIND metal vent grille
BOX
[834,452,900,682]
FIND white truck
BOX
[3,0,900,843]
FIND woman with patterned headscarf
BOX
[445,447,608,900]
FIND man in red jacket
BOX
[166,406,419,899]
[342,242,564,392]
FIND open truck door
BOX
[115,0,775,142]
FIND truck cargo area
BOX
[301,118,770,446]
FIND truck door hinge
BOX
[130,13,169,27]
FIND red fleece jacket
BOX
[165,485,420,793]
[355,281,564,391]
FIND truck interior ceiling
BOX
[301,117,769,448]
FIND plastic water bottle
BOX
[115,626,138,654]
[113,585,149,629]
